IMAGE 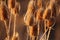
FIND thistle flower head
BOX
[0,2,9,21]
[8,0,16,9]
[36,8,44,21]
[24,0,35,26]
[43,8,51,20]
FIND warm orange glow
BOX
[0,0,60,40]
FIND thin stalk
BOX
[40,29,48,40]
[4,20,9,40]
[39,19,48,40]
[8,12,12,40]
[47,17,56,40]
[4,20,8,36]
[13,14,16,36]
[11,14,17,40]
[29,26,32,40]
[44,20,47,40]
[47,27,51,40]
[37,20,40,40]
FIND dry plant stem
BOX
[11,14,17,40]
[40,29,48,40]
[40,19,48,40]
[28,26,33,40]
[13,14,17,36]
[8,13,12,40]
[27,26,29,40]
[30,34,35,40]
[28,26,35,40]
[47,27,52,40]
[46,27,51,40]
[4,20,8,34]
[6,7,11,40]
[47,22,55,40]
[28,26,31,40]
[44,19,47,40]
[47,17,56,40]
[37,21,40,40]
[3,20,8,40]
[3,20,9,40]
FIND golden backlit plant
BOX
[0,0,60,40]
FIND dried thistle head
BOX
[0,3,9,21]
[43,8,51,20]
[46,17,55,28]
[8,0,16,9]
[24,0,35,26]
[37,0,42,8]
[14,2,21,14]
[10,1,21,16]
[27,0,35,13]
[43,0,55,18]
[29,25,37,37]
[36,8,44,22]
[48,0,55,9]
[47,0,56,17]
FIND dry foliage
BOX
[0,0,60,40]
